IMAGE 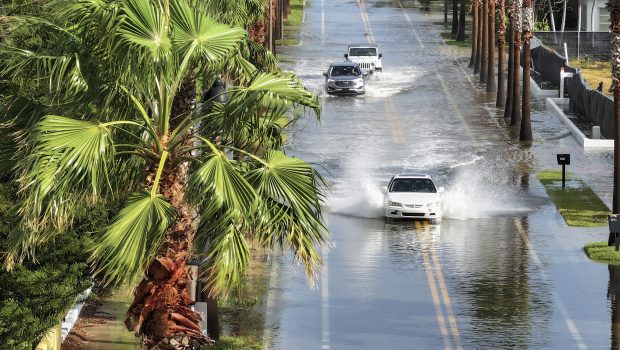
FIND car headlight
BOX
[389,201,402,207]
[427,202,440,208]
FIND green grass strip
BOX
[440,32,471,47]
[584,242,620,264]
[211,336,263,350]
[537,170,610,227]
[278,0,304,46]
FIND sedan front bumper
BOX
[384,206,442,220]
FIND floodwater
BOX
[263,0,618,349]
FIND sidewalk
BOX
[62,289,140,350]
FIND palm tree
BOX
[474,0,484,74]
[453,0,459,36]
[480,0,489,83]
[520,0,533,140]
[469,0,479,67]
[609,0,620,243]
[1,0,326,348]
[486,0,497,92]
[496,0,506,106]
[510,0,523,126]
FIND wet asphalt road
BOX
[263,0,620,349]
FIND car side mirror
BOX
[379,53,383,58]
[323,72,328,76]
[437,187,445,193]
[344,53,349,59]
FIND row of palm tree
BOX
[467,0,534,141]
[0,0,326,348]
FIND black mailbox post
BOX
[610,215,620,251]
[557,154,570,190]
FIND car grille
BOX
[404,204,424,208]
[402,213,425,217]
[335,81,355,87]
[358,62,373,70]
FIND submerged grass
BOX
[440,31,471,47]
[212,336,262,350]
[537,170,610,227]
[584,242,620,264]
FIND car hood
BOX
[329,75,363,81]
[349,56,378,61]
[387,192,440,204]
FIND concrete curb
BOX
[545,97,614,148]
[530,75,558,98]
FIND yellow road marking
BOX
[415,221,453,350]
[422,224,464,350]
[385,98,405,144]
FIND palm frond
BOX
[187,146,257,218]
[91,190,174,285]
[196,210,249,296]
[18,115,116,230]
[118,0,171,63]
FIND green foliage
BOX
[0,181,115,349]
[534,20,551,31]
[584,242,620,264]
[210,336,263,350]
[537,171,610,226]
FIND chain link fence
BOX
[533,31,611,61]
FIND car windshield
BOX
[349,47,377,56]
[330,65,361,77]
[389,178,437,193]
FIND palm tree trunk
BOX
[445,0,449,24]
[612,0,620,228]
[475,0,484,74]
[511,12,522,126]
[125,79,212,349]
[504,23,514,116]
[480,0,489,83]
[496,0,506,105]
[457,0,467,41]
[487,0,497,92]
[453,0,460,36]
[470,0,479,67]
[520,0,533,141]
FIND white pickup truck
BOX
[344,44,383,75]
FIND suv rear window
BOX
[349,47,377,56]
[389,178,436,193]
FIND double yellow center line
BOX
[415,221,463,350]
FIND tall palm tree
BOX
[480,0,489,83]
[469,0,479,67]
[520,0,533,140]
[1,0,326,348]
[496,0,506,106]
[474,0,484,74]
[486,0,497,92]
[510,0,523,126]
[453,0,459,36]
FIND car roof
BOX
[330,61,360,67]
[348,44,378,48]
[393,174,431,179]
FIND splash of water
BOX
[329,176,385,218]
[442,163,533,220]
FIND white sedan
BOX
[384,174,444,220]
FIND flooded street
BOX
[263,0,619,349]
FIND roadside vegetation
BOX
[537,171,610,227]
[278,0,305,46]
[569,59,612,96]
[584,242,620,264]
[440,31,471,46]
